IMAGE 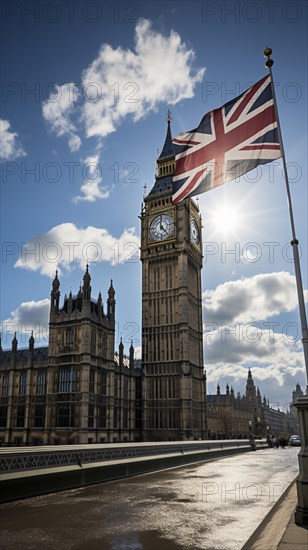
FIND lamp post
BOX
[248,420,252,436]
[257,417,261,438]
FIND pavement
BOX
[242,481,308,550]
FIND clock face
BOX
[149,213,174,242]
[190,218,200,246]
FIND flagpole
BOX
[265,48,308,526]
[264,47,308,386]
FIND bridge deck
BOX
[0,440,267,503]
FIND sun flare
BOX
[209,204,242,237]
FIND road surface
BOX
[0,447,299,550]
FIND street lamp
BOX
[257,417,261,438]
[248,420,252,436]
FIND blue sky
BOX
[1,0,307,407]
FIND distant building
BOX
[207,369,300,438]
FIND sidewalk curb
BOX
[241,479,297,550]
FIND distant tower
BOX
[140,113,206,441]
[246,368,257,412]
[292,383,304,403]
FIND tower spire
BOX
[107,279,115,322]
[29,331,34,352]
[157,110,174,161]
[148,112,175,196]
[12,332,18,353]
[129,340,134,369]
[50,270,60,319]
[82,264,91,301]
[119,337,124,369]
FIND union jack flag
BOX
[172,74,281,204]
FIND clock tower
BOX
[140,113,206,441]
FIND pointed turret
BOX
[81,264,92,315]
[107,279,115,322]
[12,332,18,353]
[292,382,304,403]
[257,387,262,403]
[82,264,91,301]
[226,383,230,395]
[97,291,103,318]
[129,340,134,369]
[147,111,175,197]
[217,383,220,396]
[119,337,124,369]
[68,291,73,314]
[29,331,34,352]
[76,285,82,311]
[52,270,60,292]
[246,367,256,402]
[158,110,174,161]
[50,270,60,318]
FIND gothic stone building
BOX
[207,369,300,439]
[0,116,206,445]
[0,269,142,446]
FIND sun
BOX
[208,203,242,237]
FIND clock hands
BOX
[149,213,174,241]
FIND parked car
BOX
[289,435,301,446]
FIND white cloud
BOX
[73,154,110,203]
[204,323,304,365]
[203,271,307,325]
[41,20,204,201]
[14,222,140,276]
[133,346,142,360]
[203,271,307,405]
[42,83,81,152]
[1,299,50,348]
[81,18,205,138]
[206,361,306,410]
[0,119,26,160]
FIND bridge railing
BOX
[0,439,255,473]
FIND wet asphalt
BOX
[0,447,299,550]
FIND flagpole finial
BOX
[166,109,172,124]
[264,47,274,68]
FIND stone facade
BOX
[0,270,142,446]
[140,114,206,440]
